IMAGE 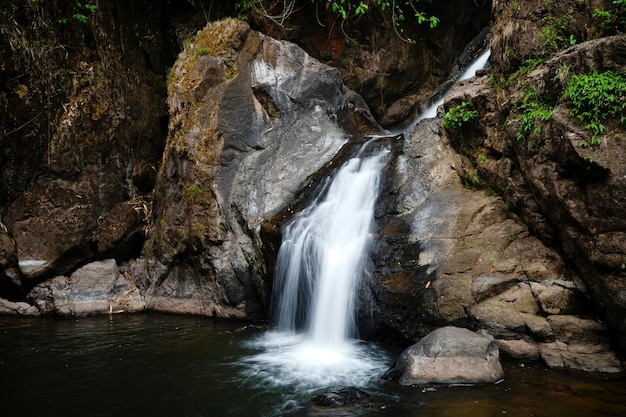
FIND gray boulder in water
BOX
[384,326,504,386]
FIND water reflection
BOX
[1,314,625,417]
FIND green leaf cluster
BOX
[564,71,626,145]
[442,101,478,130]
[72,1,99,24]
[322,0,439,29]
[593,0,626,34]
[233,1,438,40]
[516,89,553,141]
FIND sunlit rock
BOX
[28,259,144,316]
[384,326,504,386]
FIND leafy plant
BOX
[563,70,626,145]
[73,1,99,24]
[97,210,107,225]
[593,0,626,34]
[236,1,438,42]
[185,183,202,202]
[540,15,576,51]
[516,89,554,141]
[442,101,478,130]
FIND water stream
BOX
[413,47,491,124]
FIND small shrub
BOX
[442,101,478,130]
[593,0,626,34]
[515,90,554,141]
[564,70,626,145]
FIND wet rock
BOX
[27,259,144,316]
[384,326,504,386]
[365,104,623,372]
[308,387,370,408]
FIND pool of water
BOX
[1,313,625,417]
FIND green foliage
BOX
[185,184,202,202]
[234,1,438,41]
[516,89,554,141]
[321,0,439,33]
[97,210,107,225]
[197,47,210,55]
[563,71,626,145]
[541,15,576,51]
[442,101,478,130]
[593,0,626,34]
[72,1,99,24]
[182,35,196,49]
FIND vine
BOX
[235,0,439,42]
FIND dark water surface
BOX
[2,313,625,416]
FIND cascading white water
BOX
[414,47,491,123]
[273,145,389,344]
[239,145,391,412]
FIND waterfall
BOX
[272,144,390,344]
[239,144,391,406]
[414,47,491,124]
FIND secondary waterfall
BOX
[414,47,491,124]
[272,144,390,344]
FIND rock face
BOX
[438,1,626,362]
[250,0,493,126]
[0,1,169,296]
[363,106,622,373]
[384,326,504,386]
[132,19,383,318]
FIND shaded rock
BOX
[0,298,40,316]
[27,259,144,316]
[0,220,22,296]
[0,1,190,296]
[497,316,624,374]
[539,342,623,374]
[384,326,504,386]
[308,387,370,408]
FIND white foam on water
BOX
[240,330,389,393]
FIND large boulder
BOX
[384,326,504,386]
[132,19,384,318]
